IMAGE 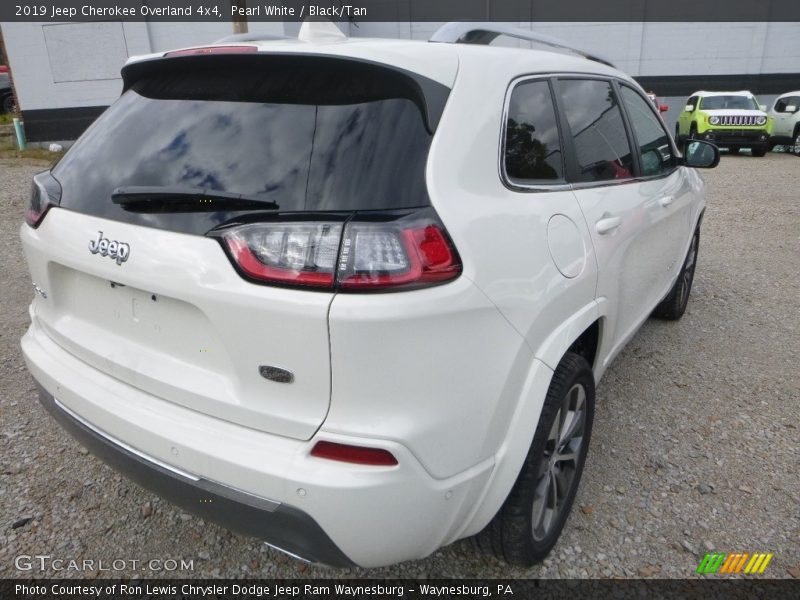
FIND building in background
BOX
[1,20,799,142]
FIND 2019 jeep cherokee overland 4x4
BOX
[20,22,719,568]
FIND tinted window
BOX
[620,86,676,177]
[774,96,800,112]
[699,95,759,110]
[558,79,634,183]
[53,58,447,235]
[504,80,563,183]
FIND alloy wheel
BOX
[531,383,587,541]
[679,233,698,308]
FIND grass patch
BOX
[0,148,65,162]
[0,113,13,124]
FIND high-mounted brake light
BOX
[311,441,398,466]
[165,46,258,57]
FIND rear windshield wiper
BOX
[112,186,279,213]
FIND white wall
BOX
[2,20,798,113]
[0,21,287,111]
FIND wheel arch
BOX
[452,307,605,542]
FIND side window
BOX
[687,96,698,109]
[557,79,634,183]
[776,97,800,113]
[620,86,677,177]
[504,79,564,184]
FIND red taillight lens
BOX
[311,441,398,466]
[215,210,462,291]
[26,173,60,228]
[165,46,258,57]
[222,222,342,288]
[337,220,461,291]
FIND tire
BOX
[688,123,698,140]
[1,94,15,115]
[653,227,699,320]
[751,146,768,157]
[792,127,800,157]
[473,352,595,566]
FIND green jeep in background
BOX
[676,91,771,157]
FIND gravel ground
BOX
[1,153,798,580]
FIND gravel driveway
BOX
[1,153,798,579]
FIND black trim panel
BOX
[635,73,800,98]
[21,106,107,142]
[35,383,355,568]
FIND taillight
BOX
[26,172,61,228]
[215,209,462,292]
[310,441,398,466]
[165,46,258,57]
[337,218,461,291]
[221,222,342,288]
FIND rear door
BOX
[772,96,800,137]
[556,78,681,360]
[22,53,450,440]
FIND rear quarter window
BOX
[503,79,564,185]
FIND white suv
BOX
[20,22,719,568]
[768,91,800,155]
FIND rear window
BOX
[53,55,449,234]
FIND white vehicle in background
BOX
[19,22,719,568]
[768,91,800,155]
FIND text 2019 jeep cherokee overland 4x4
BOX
[20,22,719,567]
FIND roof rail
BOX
[214,32,290,44]
[429,22,615,69]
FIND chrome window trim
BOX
[499,73,571,193]
[499,72,686,193]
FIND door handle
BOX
[659,195,675,207]
[595,215,622,235]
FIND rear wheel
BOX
[792,128,800,156]
[1,94,15,115]
[653,228,699,320]
[473,352,594,566]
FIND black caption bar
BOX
[3,0,800,22]
[2,579,799,600]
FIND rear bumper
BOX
[35,383,354,567]
[21,317,494,567]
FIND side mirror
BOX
[759,104,767,111]
[684,105,695,112]
[659,104,669,113]
[683,140,720,169]
[786,105,798,113]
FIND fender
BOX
[450,357,554,540]
[450,299,603,540]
